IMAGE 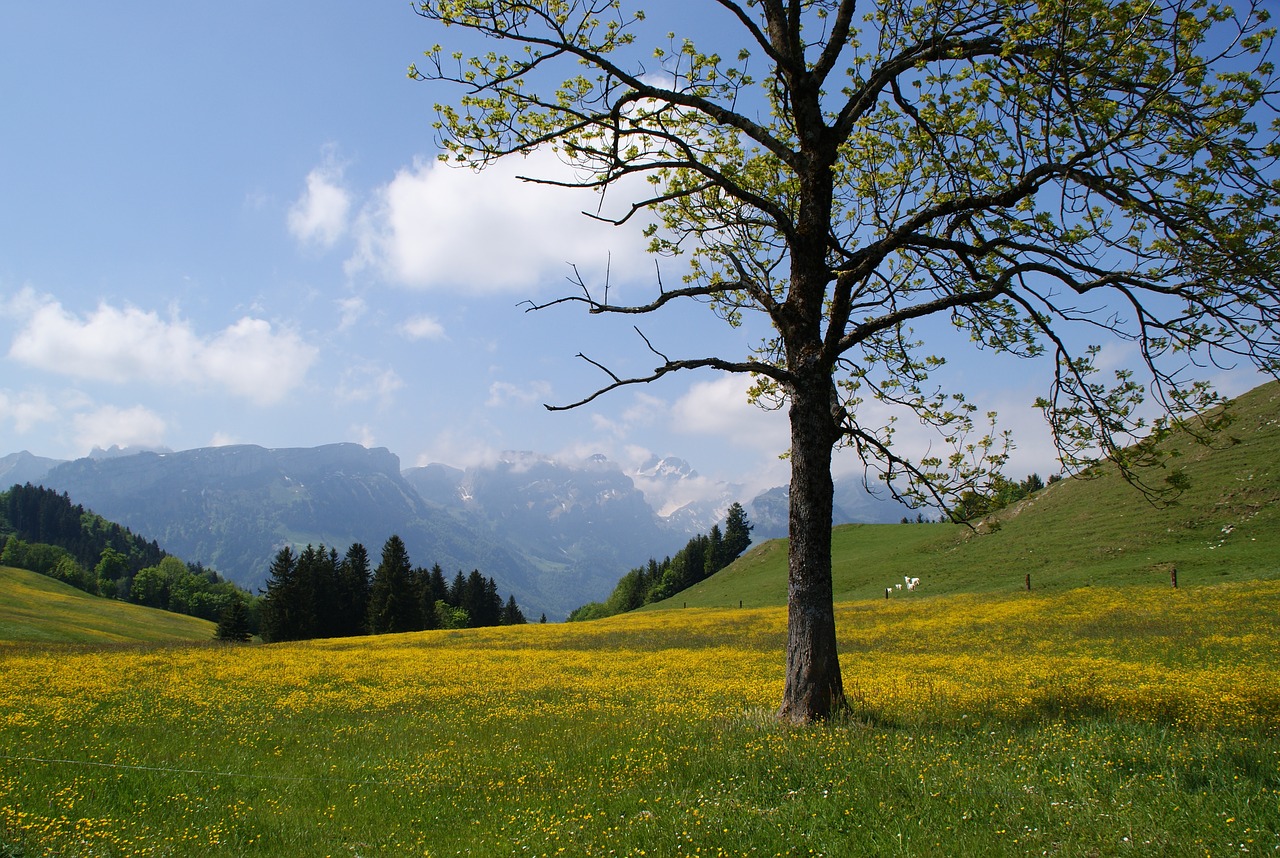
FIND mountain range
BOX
[0,444,910,619]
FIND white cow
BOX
[905,576,920,591]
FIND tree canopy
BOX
[412,0,1280,720]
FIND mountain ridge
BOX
[4,442,910,619]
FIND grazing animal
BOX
[905,576,920,591]
[895,583,903,591]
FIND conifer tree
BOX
[501,595,527,625]
[259,546,298,643]
[367,535,419,634]
[703,525,724,581]
[481,575,502,627]
[722,503,753,563]
[423,563,449,628]
[448,570,467,608]
[290,544,331,640]
[338,543,372,637]
[214,595,253,643]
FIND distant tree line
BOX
[0,483,251,624]
[258,534,527,643]
[569,502,753,621]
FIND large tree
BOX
[411,0,1280,720]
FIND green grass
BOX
[679,380,1280,608]
[2,382,1277,856]
[1,582,1277,857]
[0,565,215,644]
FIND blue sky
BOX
[0,2,1268,510]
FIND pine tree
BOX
[461,570,489,628]
[704,524,724,580]
[501,594,527,625]
[290,544,329,640]
[722,503,753,562]
[214,595,253,643]
[259,546,298,643]
[413,563,449,630]
[367,535,419,634]
[481,575,502,627]
[338,543,372,637]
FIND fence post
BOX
[1171,567,1178,589]
[1025,573,1032,591]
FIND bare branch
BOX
[546,353,783,412]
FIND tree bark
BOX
[778,369,847,723]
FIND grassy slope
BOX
[0,565,215,644]
[677,380,1280,608]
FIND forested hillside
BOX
[1,482,165,577]
[0,483,248,624]
[569,503,754,620]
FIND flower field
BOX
[2,581,1278,856]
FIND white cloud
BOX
[9,294,201,382]
[667,370,1062,485]
[288,154,351,248]
[348,148,654,293]
[335,363,404,407]
[6,291,318,405]
[487,379,553,408]
[671,373,789,454]
[622,392,666,427]
[399,314,447,341]
[200,318,318,405]
[583,392,663,446]
[208,432,240,447]
[0,389,59,434]
[350,424,378,448]
[336,296,367,331]
[590,412,624,437]
[73,405,167,452]
[411,431,501,470]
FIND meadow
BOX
[3,382,1278,856]
[2,580,1278,857]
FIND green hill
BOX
[0,564,216,644]
[675,380,1280,608]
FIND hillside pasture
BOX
[2,581,1277,857]
[678,382,1280,609]
[0,565,214,645]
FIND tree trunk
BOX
[778,371,846,723]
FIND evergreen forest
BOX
[568,502,753,621]
[257,534,528,643]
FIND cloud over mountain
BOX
[6,290,318,405]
